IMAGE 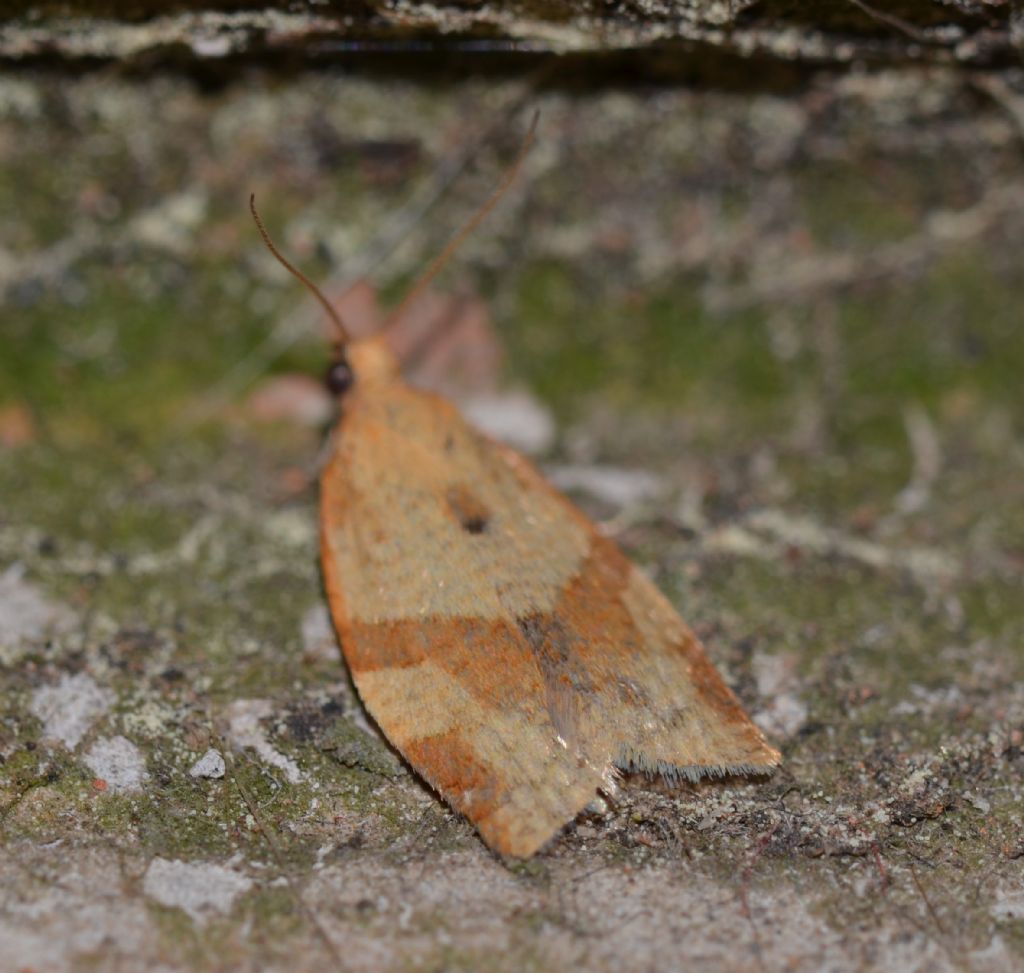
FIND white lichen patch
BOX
[189,748,226,779]
[30,672,114,749]
[991,886,1024,922]
[83,735,148,792]
[751,651,808,739]
[0,563,75,661]
[300,603,338,663]
[118,694,181,739]
[142,857,253,925]
[226,699,303,783]
[547,464,666,509]
[129,189,208,254]
[462,390,556,456]
[261,508,317,549]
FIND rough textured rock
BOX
[1,1,1021,71]
[1,49,1023,973]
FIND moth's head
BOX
[336,336,399,392]
[249,194,403,402]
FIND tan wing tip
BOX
[477,809,572,861]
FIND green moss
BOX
[319,719,404,779]
[414,942,547,973]
[244,884,302,931]
[839,256,1024,421]
[505,857,550,882]
[799,161,924,247]
[146,902,203,955]
[959,578,1024,646]
[0,750,86,832]
[136,790,242,859]
[505,261,785,435]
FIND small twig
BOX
[909,864,946,935]
[971,74,1024,141]
[707,181,1024,312]
[846,0,930,44]
[387,110,538,328]
[870,839,890,894]
[892,403,942,517]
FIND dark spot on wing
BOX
[446,485,491,534]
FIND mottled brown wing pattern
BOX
[320,363,779,858]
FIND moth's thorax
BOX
[347,336,400,388]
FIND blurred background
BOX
[1,4,1023,972]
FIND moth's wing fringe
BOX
[614,746,779,785]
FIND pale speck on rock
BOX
[188,748,226,779]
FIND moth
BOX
[250,121,779,858]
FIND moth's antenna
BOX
[249,193,351,349]
[389,110,539,326]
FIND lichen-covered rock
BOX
[1,66,1022,972]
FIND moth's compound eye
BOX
[325,360,355,396]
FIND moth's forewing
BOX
[320,346,779,857]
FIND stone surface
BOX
[1,62,1023,973]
